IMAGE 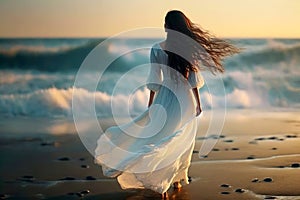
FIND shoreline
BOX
[1,109,299,136]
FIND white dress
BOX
[94,42,204,194]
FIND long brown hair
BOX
[164,10,240,78]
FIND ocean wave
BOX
[246,43,300,64]
[1,38,300,72]
[0,38,155,72]
[0,40,101,71]
[2,83,297,118]
[0,87,149,118]
[226,41,300,69]
[0,70,76,95]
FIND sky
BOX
[0,0,300,38]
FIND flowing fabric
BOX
[94,43,204,194]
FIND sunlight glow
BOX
[0,0,299,38]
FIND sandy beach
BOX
[0,110,299,199]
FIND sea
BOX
[0,38,299,118]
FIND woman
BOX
[95,10,239,198]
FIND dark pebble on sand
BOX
[86,176,96,180]
[19,175,35,182]
[278,138,284,141]
[22,175,34,179]
[40,141,57,146]
[193,150,199,153]
[247,156,255,159]
[235,188,245,193]
[264,196,277,199]
[291,163,300,168]
[271,147,277,150]
[268,136,278,140]
[200,155,208,158]
[220,184,231,188]
[263,177,273,182]
[188,176,192,182]
[223,139,234,143]
[80,190,90,195]
[285,135,297,138]
[68,190,90,197]
[277,166,285,168]
[81,164,90,169]
[221,191,230,195]
[212,148,219,151]
[231,147,239,151]
[60,177,76,181]
[58,157,70,161]
[251,178,259,182]
[255,137,266,141]
[0,194,10,199]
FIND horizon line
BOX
[1,36,300,40]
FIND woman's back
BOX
[148,42,204,91]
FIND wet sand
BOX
[0,110,300,199]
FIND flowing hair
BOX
[164,10,240,78]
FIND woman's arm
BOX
[192,87,202,116]
[148,90,155,107]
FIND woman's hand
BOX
[196,105,202,116]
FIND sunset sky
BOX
[1,0,300,38]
